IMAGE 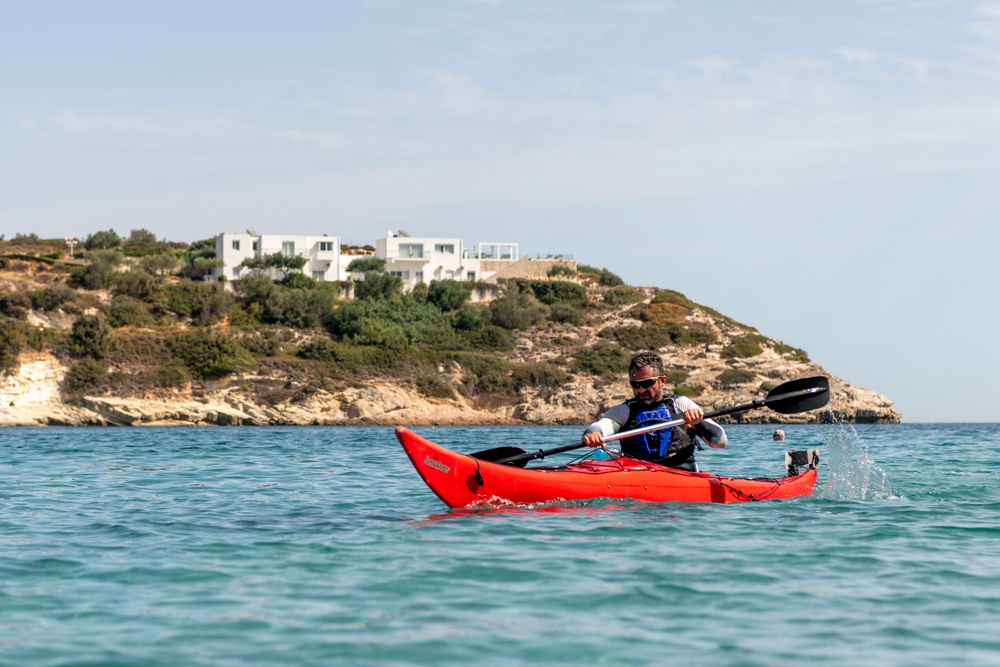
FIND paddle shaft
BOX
[491,383,827,465]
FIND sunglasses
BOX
[629,378,660,390]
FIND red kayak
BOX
[396,426,819,508]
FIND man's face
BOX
[629,366,664,405]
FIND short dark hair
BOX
[628,351,664,376]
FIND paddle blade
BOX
[763,376,830,414]
[471,446,529,467]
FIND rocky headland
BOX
[1,282,899,427]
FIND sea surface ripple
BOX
[2,423,999,666]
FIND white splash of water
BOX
[817,421,898,501]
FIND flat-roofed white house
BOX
[214,230,523,292]
[376,232,520,289]
[215,232,341,281]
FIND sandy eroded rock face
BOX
[0,296,900,427]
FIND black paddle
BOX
[470,375,830,467]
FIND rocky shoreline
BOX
[1,351,898,427]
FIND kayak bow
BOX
[396,426,818,508]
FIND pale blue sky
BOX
[3,1,998,422]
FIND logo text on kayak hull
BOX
[424,456,451,473]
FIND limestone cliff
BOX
[0,317,899,428]
[0,257,899,427]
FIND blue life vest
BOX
[621,397,696,466]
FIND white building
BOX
[376,233,521,289]
[215,232,341,281]
[214,230,520,291]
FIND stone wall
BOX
[482,257,577,282]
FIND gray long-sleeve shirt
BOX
[584,394,728,449]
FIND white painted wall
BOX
[215,233,340,281]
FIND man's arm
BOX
[582,404,630,447]
[674,395,727,448]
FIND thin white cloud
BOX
[832,47,881,66]
[894,56,932,78]
[967,2,1000,40]
[685,56,734,78]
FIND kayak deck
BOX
[396,426,818,508]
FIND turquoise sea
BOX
[2,423,999,666]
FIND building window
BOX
[282,241,295,256]
[390,270,410,280]
[434,244,454,254]
[232,240,241,250]
[319,242,334,252]
[399,243,423,258]
[313,270,325,280]
[467,272,476,280]
[252,241,258,251]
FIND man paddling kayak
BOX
[582,351,728,471]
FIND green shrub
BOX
[427,280,472,312]
[83,229,121,251]
[281,272,315,290]
[354,318,408,350]
[674,385,704,398]
[345,257,387,275]
[519,280,588,307]
[355,272,403,300]
[489,288,548,330]
[603,285,642,306]
[69,314,116,360]
[598,325,673,350]
[159,281,234,325]
[721,334,767,359]
[417,375,455,400]
[30,284,77,311]
[451,304,492,331]
[326,296,455,348]
[237,275,339,328]
[0,317,59,370]
[774,342,810,363]
[0,291,32,319]
[241,332,281,357]
[63,359,108,394]
[159,282,196,317]
[442,352,513,395]
[296,337,404,370]
[0,253,58,266]
[114,270,157,300]
[119,229,170,257]
[139,252,181,278]
[547,264,576,278]
[464,325,516,351]
[296,337,339,363]
[190,284,234,326]
[0,319,27,370]
[109,296,154,328]
[717,368,757,387]
[145,362,190,388]
[664,370,689,386]
[577,265,624,287]
[511,362,570,390]
[650,289,697,309]
[70,251,124,290]
[548,303,584,325]
[167,330,255,379]
[573,343,630,376]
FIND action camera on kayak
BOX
[785,449,820,476]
